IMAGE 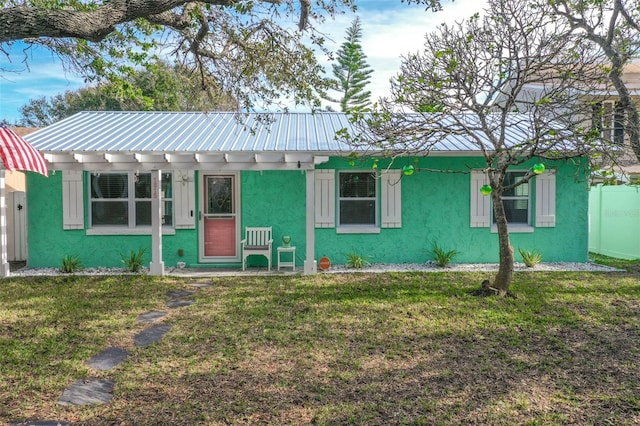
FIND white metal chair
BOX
[241,226,273,271]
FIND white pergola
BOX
[25,150,332,277]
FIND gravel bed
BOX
[10,267,149,277]
[323,261,622,273]
[8,262,622,276]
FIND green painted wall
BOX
[315,156,589,265]
[241,170,307,268]
[26,156,588,269]
[26,172,198,268]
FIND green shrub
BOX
[60,255,82,273]
[121,248,146,273]
[427,242,459,267]
[345,252,370,269]
[519,248,543,267]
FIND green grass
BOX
[590,252,640,274]
[1,267,640,425]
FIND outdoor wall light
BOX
[480,184,492,196]
[533,163,546,175]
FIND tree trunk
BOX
[491,190,514,296]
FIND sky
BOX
[0,0,486,124]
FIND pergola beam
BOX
[42,151,324,172]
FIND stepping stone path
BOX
[86,347,129,371]
[134,323,172,347]
[137,310,167,323]
[188,280,213,288]
[58,378,114,406]
[12,278,213,425]
[166,288,196,309]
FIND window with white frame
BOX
[592,101,625,144]
[338,171,377,227]
[498,171,529,224]
[90,172,173,227]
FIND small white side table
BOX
[277,246,296,271]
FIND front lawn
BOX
[1,268,639,425]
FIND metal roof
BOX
[22,111,542,170]
[25,111,361,153]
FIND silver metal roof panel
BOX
[24,111,540,155]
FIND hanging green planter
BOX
[533,163,546,175]
[402,165,415,176]
[480,184,492,196]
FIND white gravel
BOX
[10,267,149,277]
[322,261,623,273]
[8,261,622,276]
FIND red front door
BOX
[202,175,238,259]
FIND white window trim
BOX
[89,171,174,230]
[336,226,381,234]
[86,227,176,236]
[337,170,379,232]
[495,171,531,227]
[599,100,625,144]
[491,224,534,233]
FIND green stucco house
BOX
[21,111,589,275]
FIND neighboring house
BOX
[3,127,34,264]
[5,127,31,192]
[23,111,589,274]
[590,59,640,181]
[504,58,640,182]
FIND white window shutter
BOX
[470,170,490,227]
[315,169,335,228]
[62,170,84,230]
[535,170,556,227]
[173,170,196,229]
[381,169,402,228]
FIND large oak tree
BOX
[1,0,361,111]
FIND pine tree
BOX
[326,17,374,112]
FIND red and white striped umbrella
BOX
[0,124,48,177]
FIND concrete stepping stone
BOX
[137,310,167,323]
[11,421,69,426]
[134,323,172,347]
[188,280,212,288]
[166,289,195,299]
[86,347,129,371]
[58,378,114,406]
[166,299,195,308]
